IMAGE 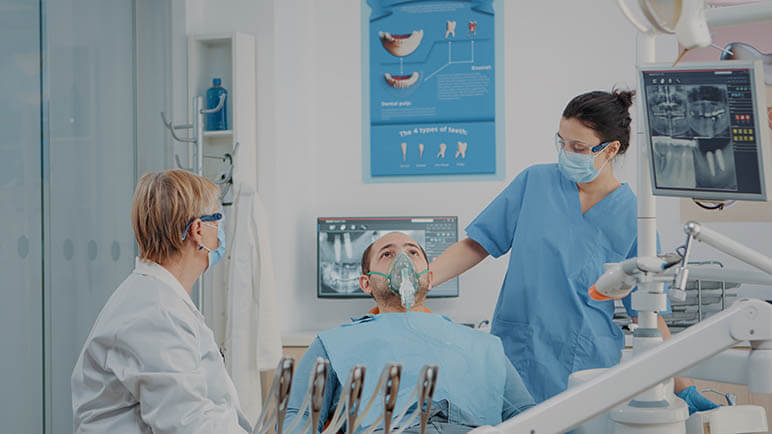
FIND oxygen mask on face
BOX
[367,251,428,311]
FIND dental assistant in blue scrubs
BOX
[430,90,716,410]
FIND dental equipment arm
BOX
[470,298,772,434]
[471,221,772,433]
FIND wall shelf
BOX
[187,32,257,341]
[204,129,233,137]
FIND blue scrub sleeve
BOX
[622,236,672,317]
[501,358,536,421]
[465,170,529,258]
[285,337,341,433]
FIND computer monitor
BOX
[317,216,459,298]
[639,61,772,201]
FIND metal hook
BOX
[160,111,195,143]
[200,94,226,114]
[174,154,194,172]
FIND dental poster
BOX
[366,0,496,177]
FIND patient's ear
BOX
[360,275,373,295]
[426,271,434,291]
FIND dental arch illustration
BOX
[384,72,419,88]
[379,30,423,57]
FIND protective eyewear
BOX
[181,212,223,240]
[555,132,610,154]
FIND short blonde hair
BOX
[131,169,219,263]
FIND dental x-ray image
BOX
[646,84,730,139]
[652,137,738,191]
[318,229,425,295]
[687,85,730,138]
[647,83,737,191]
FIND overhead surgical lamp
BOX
[617,0,712,49]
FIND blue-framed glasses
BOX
[181,212,223,240]
[555,132,611,154]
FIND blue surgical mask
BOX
[200,219,226,268]
[558,148,601,183]
[183,211,226,269]
[555,132,613,183]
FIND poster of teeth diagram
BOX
[366,0,496,177]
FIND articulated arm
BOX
[472,298,772,433]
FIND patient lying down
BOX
[284,232,535,433]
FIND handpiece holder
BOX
[253,357,295,434]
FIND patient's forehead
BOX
[372,232,418,251]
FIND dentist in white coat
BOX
[72,169,251,434]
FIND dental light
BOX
[617,0,712,49]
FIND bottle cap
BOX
[213,78,222,86]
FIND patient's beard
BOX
[371,278,427,313]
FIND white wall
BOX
[185,0,772,334]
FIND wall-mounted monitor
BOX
[639,61,771,201]
[317,216,459,298]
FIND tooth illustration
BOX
[401,142,407,161]
[437,143,447,159]
[468,21,477,35]
[455,141,468,159]
[418,143,424,159]
[379,30,424,57]
[445,21,456,39]
[384,72,419,88]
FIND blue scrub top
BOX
[466,164,657,403]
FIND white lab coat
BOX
[71,258,251,434]
[223,184,283,423]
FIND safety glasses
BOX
[181,212,223,240]
[555,132,611,155]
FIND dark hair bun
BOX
[613,89,635,110]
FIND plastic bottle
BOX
[206,78,228,131]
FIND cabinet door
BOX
[0,0,43,432]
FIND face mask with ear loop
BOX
[182,212,226,269]
[367,251,429,311]
[555,133,613,183]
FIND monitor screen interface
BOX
[317,217,459,298]
[641,64,767,200]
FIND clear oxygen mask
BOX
[367,251,428,311]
